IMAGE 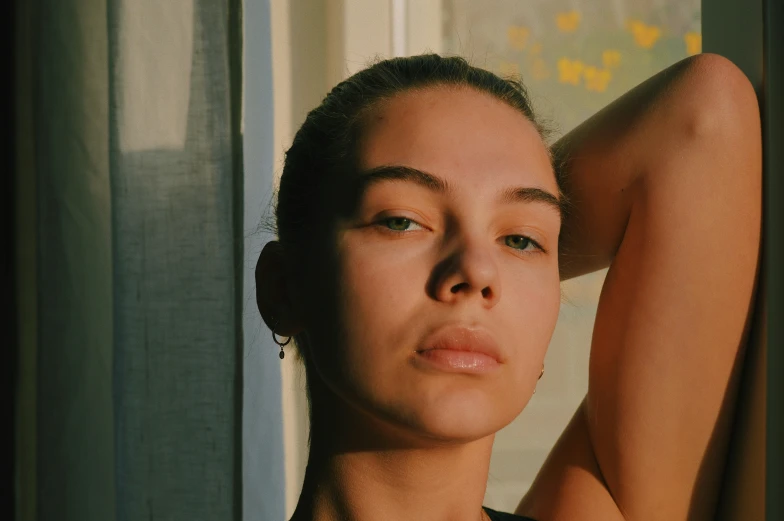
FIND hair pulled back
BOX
[275,54,553,260]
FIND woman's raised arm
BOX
[517,53,762,521]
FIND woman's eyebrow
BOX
[356,165,452,194]
[355,164,562,217]
[499,186,563,217]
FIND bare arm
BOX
[517,54,762,521]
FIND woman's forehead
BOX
[358,86,557,195]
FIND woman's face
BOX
[301,86,562,444]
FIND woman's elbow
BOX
[680,53,761,145]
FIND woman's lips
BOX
[416,348,500,372]
[414,325,503,374]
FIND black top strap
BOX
[483,506,537,521]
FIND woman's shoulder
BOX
[483,506,537,521]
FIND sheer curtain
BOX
[16,0,284,520]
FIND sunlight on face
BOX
[307,86,562,443]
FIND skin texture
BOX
[256,53,762,521]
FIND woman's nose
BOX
[428,237,501,308]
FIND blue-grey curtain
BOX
[18,0,285,519]
[241,1,286,520]
[108,1,242,520]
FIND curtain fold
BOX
[108,1,240,519]
[33,1,114,519]
[23,0,277,519]
[241,0,286,519]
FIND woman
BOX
[256,53,761,521]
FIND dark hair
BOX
[276,54,558,258]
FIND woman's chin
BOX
[380,389,526,445]
[422,404,521,443]
[415,417,504,444]
[329,370,530,447]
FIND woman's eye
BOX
[504,235,541,252]
[382,217,423,232]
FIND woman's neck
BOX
[290,406,495,521]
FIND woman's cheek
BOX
[341,233,428,299]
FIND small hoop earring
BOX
[271,318,291,359]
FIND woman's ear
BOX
[255,241,304,337]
